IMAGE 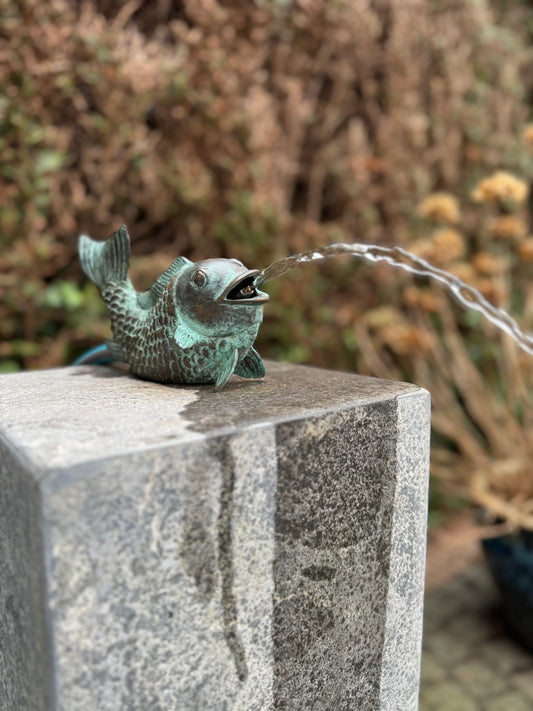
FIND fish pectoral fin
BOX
[234,348,265,379]
[214,350,239,392]
[174,322,202,349]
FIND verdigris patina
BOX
[77,226,269,390]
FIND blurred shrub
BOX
[1,0,531,368]
[2,0,533,523]
[388,168,533,530]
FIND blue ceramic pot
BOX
[482,530,533,652]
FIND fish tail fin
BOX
[72,340,127,366]
[72,343,117,366]
[78,225,131,289]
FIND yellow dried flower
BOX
[403,286,440,312]
[471,252,508,275]
[418,290,440,313]
[379,324,435,356]
[409,229,464,265]
[402,286,421,308]
[409,238,436,261]
[523,124,533,147]
[431,228,465,263]
[471,171,528,206]
[449,262,477,283]
[417,192,461,224]
[489,215,527,241]
[473,278,508,305]
[364,306,402,330]
[518,238,533,262]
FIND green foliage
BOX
[43,281,85,310]
[2,0,531,367]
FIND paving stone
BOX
[460,565,497,599]
[419,680,479,711]
[420,562,533,711]
[485,691,533,711]
[481,638,533,673]
[453,658,508,699]
[512,671,533,701]
[419,652,447,685]
[445,613,495,645]
[423,630,471,668]
[422,595,448,627]
[422,590,467,629]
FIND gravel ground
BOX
[419,562,533,711]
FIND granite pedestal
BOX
[0,362,430,711]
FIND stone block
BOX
[0,362,430,710]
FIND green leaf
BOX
[0,359,20,374]
[35,151,66,175]
[43,281,85,310]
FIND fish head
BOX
[174,258,269,334]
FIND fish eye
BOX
[192,269,207,287]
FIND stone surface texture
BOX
[0,361,430,711]
[0,445,53,711]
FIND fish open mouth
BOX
[218,270,269,304]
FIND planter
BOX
[482,530,533,653]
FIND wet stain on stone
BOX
[302,565,337,581]
[178,457,218,602]
[5,594,23,639]
[179,520,217,601]
[215,440,248,683]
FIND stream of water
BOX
[254,243,533,357]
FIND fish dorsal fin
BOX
[137,256,192,309]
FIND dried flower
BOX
[473,277,508,304]
[489,215,527,241]
[416,192,461,224]
[471,171,528,206]
[518,238,533,262]
[364,306,402,330]
[409,238,436,261]
[449,262,477,283]
[523,124,533,148]
[403,286,440,312]
[402,286,421,308]
[431,229,465,263]
[379,324,435,356]
[472,252,508,275]
[409,229,464,265]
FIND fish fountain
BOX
[75,225,533,389]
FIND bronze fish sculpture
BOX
[76,225,269,390]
